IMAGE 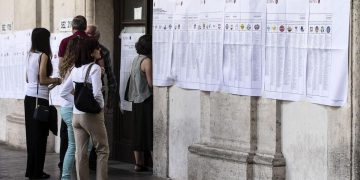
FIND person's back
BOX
[70,63,104,114]
[26,52,49,99]
[128,54,152,103]
[60,38,109,180]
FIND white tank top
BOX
[25,52,49,100]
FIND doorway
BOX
[112,0,153,163]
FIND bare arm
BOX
[140,58,153,88]
[39,54,61,85]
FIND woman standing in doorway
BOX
[127,35,153,172]
[24,28,61,179]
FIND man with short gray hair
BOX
[58,15,88,58]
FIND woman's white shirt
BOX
[25,52,49,100]
[60,68,74,108]
[60,63,104,114]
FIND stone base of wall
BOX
[6,113,55,152]
[188,144,250,180]
[252,153,286,180]
[188,144,286,180]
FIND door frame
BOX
[112,0,153,162]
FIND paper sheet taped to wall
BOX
[152,0,350,106]
[119,32,145,111]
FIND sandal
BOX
[134,164,148,172]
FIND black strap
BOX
[84,63,95,87]
[36,53,43,107]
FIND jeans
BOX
[60,107,74,180]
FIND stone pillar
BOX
[188,94,285,179]
[85,0,95,25]
[14,0,36,30]
[351,0,360,179]
[188,92,253,179]
[153,87,170,177]
[75,0,95,24]
[75,0,85,16]
[253,99,285,179]
[40,0,54,31]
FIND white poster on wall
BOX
[172,0,200,90]
[152,0,176,86]
[223,0,266,96]
[263,0,309,101]
[119,33,144,111]
[305,0,350,106]
[197,0,225,91]
[49,32,72,106]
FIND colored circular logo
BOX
[279,25,285,32]
[247,24,251,30]
[287,26,292,32]
[326,26,331,33]
[240,24,245,30]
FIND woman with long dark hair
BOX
[25,28,61,179]
[60,38,109,180]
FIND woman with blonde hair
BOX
[59,36,83,180]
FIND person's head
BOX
[72,15,87,32]
[75,38,101,68]
[30,28,53,76]
[85,25,100,40]
[135,34,152,58]
[60,36,83,78]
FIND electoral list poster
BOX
[152,0,350,106]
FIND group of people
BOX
[24,15,153,180]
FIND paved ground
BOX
[0,143,165,180]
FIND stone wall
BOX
[154,1,358,179]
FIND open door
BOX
[113,0,153,163]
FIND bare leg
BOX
[134,151,145,171]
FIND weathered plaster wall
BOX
[0,0,15,142]
[0,99,22,142]
[351,0,360,179]
[95,0,114,69]
[282,102,328,180]
[14,0,36,30]
[53,0,75,32]
[168,87,200,180]
[0,0,14,25]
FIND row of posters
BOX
[152,0,350,106]
[0,30,70,105]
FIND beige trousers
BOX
[73,111,109,180]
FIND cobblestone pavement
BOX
[0,143,165,180]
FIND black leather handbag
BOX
[33,103,50,122]
[74,63,101,113]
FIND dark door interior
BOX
[112,0,153,163]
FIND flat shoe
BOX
[29,172,50,179]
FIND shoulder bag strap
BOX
[84,63,95,87]
[35,53,43,107]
